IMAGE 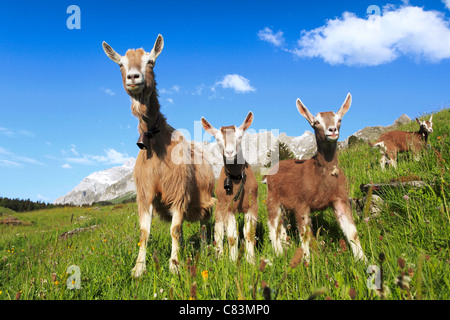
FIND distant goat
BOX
[265,93,366,262]
[371,115,433,169]
[102,35,216,276]
[201,112,258,263]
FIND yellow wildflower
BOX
[201,270,208,280]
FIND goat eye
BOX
[147,60,154,65]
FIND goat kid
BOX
[372,115,433,169]
[102,35,216,276]
[201,112,258,264]
[266,93,367,262]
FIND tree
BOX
[265,141,296,168]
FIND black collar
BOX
[223,159,247,202]
[223,155,246,180]
[225,169,245,181]
[136,114,160,150]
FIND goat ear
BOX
[150,34,164,61]
[102,41,122,64]
[415,118,422,124]
[296,98,315,126]
[429,114,433,123]
[239,111,254,132]
[201,117,218,137]
[336,93,352,119]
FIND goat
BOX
[201,112,258,264]
[102,35,216,276]
[371,115,433,169]
[265,93,366,262]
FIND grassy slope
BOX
[0,109,449,300]
[0,207,17,216]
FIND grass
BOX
[0,207,18,216]
[0,109,449,300]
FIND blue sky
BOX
[1,0,449,203]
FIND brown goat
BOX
[372,115,433,169]
[201,112,258,263]
[266,93,366,262]
[102,35,216,276]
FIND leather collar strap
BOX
[136,114,160,150]
[224,163,247,202]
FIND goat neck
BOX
[223,150,246,179]
[316,138,339,169]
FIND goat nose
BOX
[127,73,140,80]
[226,150,234,157]
[328,127,337,133]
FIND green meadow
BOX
[1,109,449,300]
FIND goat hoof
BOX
[131,264,146,278]
[246,254,256,265]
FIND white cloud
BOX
[0,127,35,138]
[160,85,180,94]
[37,194,51,202]
[276,5,450,66]
[0,159,21,168]
[192,84,206,96]
[257,27,285,47]
[70,147,79,156]
[17,130,35,137]
[213,74,256,93]
[66,148,133,166]
[65,155,94,165]
[101,87,115,96]
[443,0,450,10]
[62,163,72,169]
[166,98,174,104]
[0,146,43,167]
[0,127,14,137]
[91,149,134,164]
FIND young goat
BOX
[102,35,216,276]
[371,115,433,169]
[266,93,366,262]
[201,112,258,264]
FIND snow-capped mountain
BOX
[54,131,314,205]
[53,114,410,206]
[53,158,136,206]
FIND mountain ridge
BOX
[54,114,411,206]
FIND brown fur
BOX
[267,152,348,217]
[201,112,258,263]
[103,36,216,276]
[215,162,258,218]
[266,94,366,262]
[372,117,433,168]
